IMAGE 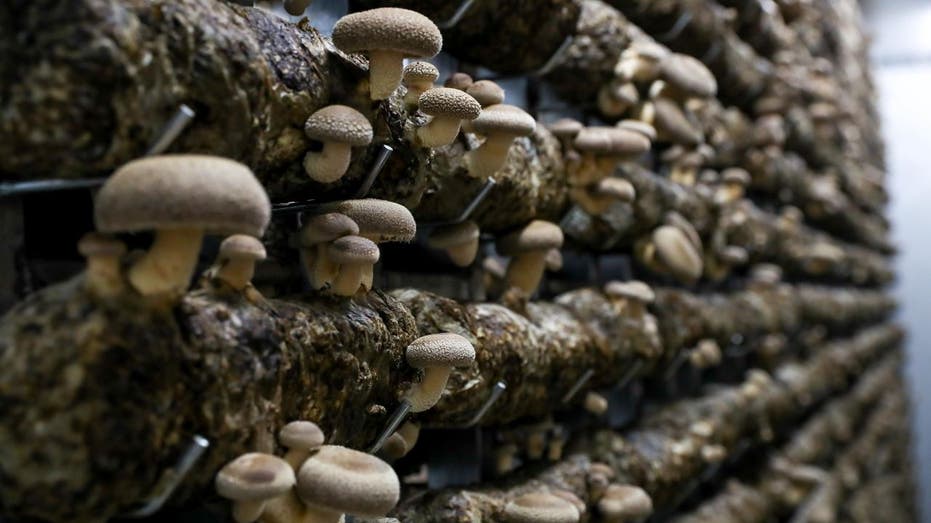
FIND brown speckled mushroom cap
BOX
[470,104,536,137]
[548,118,584,139]
[653,225,703,281]
[653,98,702,146]
[304,105,373,147]
[659,53,717,99]
[327,235,380,265]
[573,127,651,156]
[406,333,476,368]
[332,8,442,58]
[296,445,400,517]
[444,72,474,90]
[617,119,657,141]
[96,155,270,237]
[216,453,295,501]
[279,421,325,452]
[418,88,482,120]
[297,213,360,246]
[77,232,126,257]
[598,484,653,519]
[721,167,751,186]
[594,177,636,202]
[219,235,266,261]
[402,61,439,85]
[604,280,655,303]
[324,199,416,243]
[496,220,564,256]
[503,492,580,523]
[466,80,506,107]
[427,221,480,249]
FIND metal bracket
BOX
[121,435,210,518]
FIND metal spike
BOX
[355,144,394,198]
[455,177,496,223]
[368,400,412,454]
[532,36,574,77]
[657,11,694,42]
[465,381,507,426]
[437,0,476,29]
[122,435,210,518]
[147,104,196,156]
[561,368,595,404]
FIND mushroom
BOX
[663,211,701,251]
[574,177,636,215]
[598,81,639,118]
[380,421,420,460]
[283,0,311,16]
[332,8,442,100]
[548,118,584,149]
[496,443,519,475]
[215,453,296,523]
[544,248,563,272]
[572,127,651,185]
[603,280,655,316]
[466,79,506,107]
[502,492,580,523]
[327,235,380,296]
[404,333,476,412]
[416,87,482,147]
[296,445,400,523]
[444,72,474,90]
[658,53,717,100]
[303,105,373,183]
[293,212,359,290]
[526,427,548,460]
[597,484,653,523]
[651,225,703,284]
[94,155,270,298]
[214,235,266,291]
[584,391,609,416]
[323,199,416,244]
[279,421,325,470]
[689,339,722,369]
[427,220,481,267]
[77,232,127,297]
[614,40,670,82]
[496,220,564,295]
[617,119,657,141]
[466,104,536,179]
[651,97,703,146]
[401,61,439,108]
[715,167,750,205]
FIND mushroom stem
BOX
[262,493,306,523]
[404,83,430,108]
[298,248,317,286]
[446,241,479,267]
[283,449,310,471]
[303,504,343,523]
[406,366,453,412]
[312,245,340,289]
[368,49,405,100]
[360,264,375,291]
[417,116,464,147]
[85,253,124,297]
[232,499,266,523]
[505,252,547,294]
[217,257,256,291]
[331,264,364,296]
[466,134,517,178]
[304,142,353,184]
[127,228,203,297]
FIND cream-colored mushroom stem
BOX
[505,251,548,294]
[304,142,353,184]
[312,246,339,289]
[446,241,479,267]
[85,254,124,296]
[232,499,267,523]
[404,84,430,107]
[406,366,453,412]
[127,228,203,297]
[283,449,310,471]
[360,264,375,291]
[368,50,405,100]
[466,134,518,179]
[417,116,465,147]
[331,263,366,296]
[216,257,256,291]
[303,504,344,523]
[262,493,308,523]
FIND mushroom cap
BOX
[625,40,670,62]
[216,453,296,501]
[659,53,717,99]
[402,61,439,85]
[719,245,749,265]
[496,220,564,255]
[466,80,505,106]
[594,177,636,202]
[78,232,126,257]
[544,248,564,271]
[332,8,442,58]
[573,127,651,156]
[418,88,482,119]
[444,72,474,90]
[296,445,400,517]
[279,421,325,451]
[721,167,751,186]
[324,199,416,243]
[219,235,267,261]
[653,98,703,146]
[95,155,270,237]
[304,105,373,147]
[751,263,783,284]
[427,220,480,249]
[598,484,653,519]
[617,119,657,140]
[503,492,580,523]
[548,118,584,139]
[470,104,536,137]
[406,333,476,368]
[327,235,380,265]
[297,213,360,246]
[604,280,655,303]
[653,225,703,281]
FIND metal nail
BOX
[532,35,574,77]
[465,381,507,426]
[455,177,496,223]
[657,11,694,42]
[122,434,210,518]
[617,360,643,389]
[355,144,393,198]
[664,350,690,382]
[271,200,320,214]
[701,39,722,63]
[561,368,595,404]
[147,104,196,156]
[0,178,108,198]
[368,400,412,454]
[437,0,476,29]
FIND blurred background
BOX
[862,0,931,520]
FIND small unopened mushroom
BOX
[427,220,481,267]
[402,61,439,108]
[417,88,482,147]
[663,211,701,251]
[303,105,373,183]
[332,8,442,100]
[750,263,783,287]
[715,167,750,205]
[279,421,325,470]
[652,97,703,146]
[701,444,727,464]
[214,235,266,291]
[658,53,717,100]
[216,453,296,523]
[617,119,657,141]
[466,80,505,107]
[689,339,722,369]
[503,492,580,523]
[526,427,548,460]
[77,232,127,297]
[651,225,703,284]
[466,104,536,179]
[597,484,653,523]
[496,443,519,475]
[584,391,609,416]
[327,235,380,296]
[544,248,563,272]
[574,177,636,215]
[548,118,584,148]
[547,429,568,461]
[588,462,616,500]
[296,445,400,523]
[603,280,655,316]
[94,155,270,299]
[283,0,311,15]
[496,220,564,295]
[294,212,359,290]
[572,127,651,185]
[598,81,639,118]
[404,333,476,412]
[444,72,474,90]
[615,41,669,82]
